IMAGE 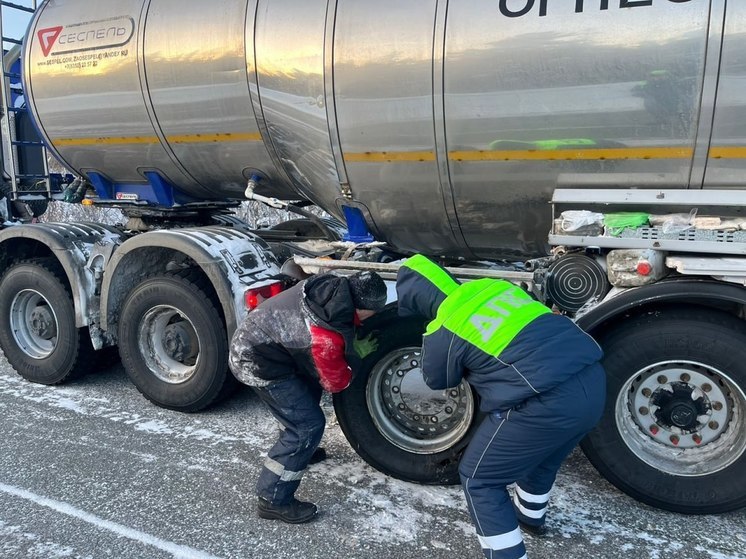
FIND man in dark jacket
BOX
[230,271,386,524]
[396,255,605,559]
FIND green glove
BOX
[353,332,378,359]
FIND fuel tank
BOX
[24,0,743,259]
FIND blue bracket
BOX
[87,172,194,206]
[341,205,375,243]
[144,171,175,206]
[87,172,114,199]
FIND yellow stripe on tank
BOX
[343,151,437,163]
[342,146,746,162]
[449,146,693,161]
[709,147,746,159]
[55,136,158,146]
[343,146,696,163]
[48,138,746,161]
[54,132,263,147]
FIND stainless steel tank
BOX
[25,0,737,258]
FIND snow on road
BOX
[0,359,744,559]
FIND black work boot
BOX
[518,520,548,537]
[308,447,327,465]
[257,497,318,524]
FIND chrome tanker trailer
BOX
[0,0,744,515]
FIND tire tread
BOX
[0,257,95,384]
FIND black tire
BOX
[0,258,94,384]
[118,272,231,412]
[333,318,481,484]
[580,306,746,514]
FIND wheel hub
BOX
[651,382,707,432]
[382,356,467,433]
[623,362,737,464]
[366,347,475,454]
[10,289,59,359]
[30,306,56,340]
[139,306,200,384]
[162,322,197,363]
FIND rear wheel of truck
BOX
[118,272,231,412]
[333,319,480,484]
[0,258,94,384]
[580,306,746,514]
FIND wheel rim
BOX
[366,346,475,454]
[138,305,201,384]
[617,360,746,476]
[10,289,59,359]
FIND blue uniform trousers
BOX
[459,363,606,559]
[253,375,325,505]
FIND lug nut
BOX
[692,434,703,445]
[657,375,668,385]
[709,421,719,430]
[445,407,453,414]
[411,360,418,367]
[702,383,712,393]
[397,370,404,377]
[639,407,649,416]
[670,435,680,446]
[680,373,691,383]
[413,415,420,421]
[642,388,653,398]
[431,416,438,424]
[398,403,406,411]
[650,425,659,435]
[450,390,459,398]
[392,386,400,394]
[713,401,723,411]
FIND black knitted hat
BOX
[348,271,387,311]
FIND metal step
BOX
[15,174,50,179]
[11,140,45,147]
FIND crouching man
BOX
[229,271,386,524]
[396,255,606,558]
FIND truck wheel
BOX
[333,319,480,484]
[118,272,230,412]
[0,258,94,384]
[580,306,746,514]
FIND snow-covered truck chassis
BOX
[0,198,745,516]
[0,220,282,410]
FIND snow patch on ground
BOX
[2,365,745,559]
[549,477,744,559]
[0,520,93,559]
[0,373,271,449]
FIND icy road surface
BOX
[0,356,744,559]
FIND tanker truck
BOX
[1,0,745,516]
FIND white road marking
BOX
[0,482,223,559]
